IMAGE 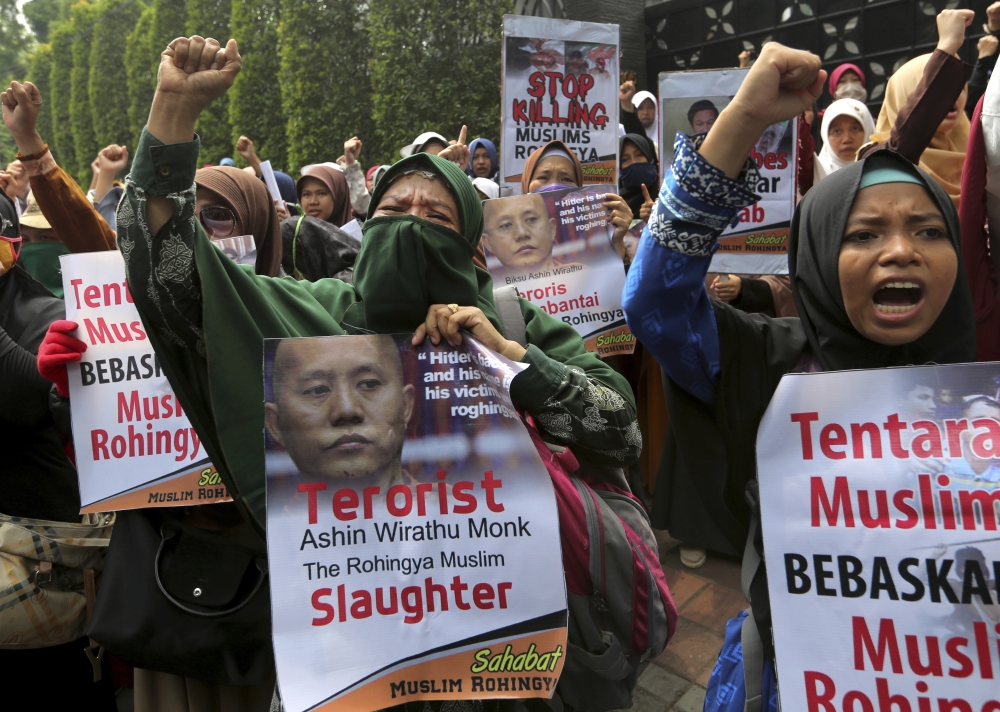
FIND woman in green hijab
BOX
[107,35,641,535]
[64,35,638,708]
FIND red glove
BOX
[38,320,87,398]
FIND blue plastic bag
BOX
[703,611,778,712]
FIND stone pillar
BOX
[565,0,647,90]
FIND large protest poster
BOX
[757,364,1000,710]
[482,185,635,357]
[264,334,567,712]
[60,252,230,513]
[501,15,619,194]
[658,68,796,275]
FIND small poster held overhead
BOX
[60,251,230,512]
[501,15,620,194]
[481,186,635,357]
[659,68,797,275]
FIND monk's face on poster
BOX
[266,337,415,482]
[483,193,557,271]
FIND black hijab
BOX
[618,133,659,217]
[654,149,976,665]
[790,149,975,370]
[280,216,360,283]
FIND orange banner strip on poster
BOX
[80,464,231,513]
[309,628,567,712]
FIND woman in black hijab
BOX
[623,41,974,675]
[618,133,658,218]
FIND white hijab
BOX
[632,91,659,152]
[814,99,875,182]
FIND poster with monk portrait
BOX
[263,333,567,712]
[481,186,635,357]
[659,67,798,276]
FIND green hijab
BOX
[353,153,500,333]
[188,153,503,525]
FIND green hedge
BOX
[90,0,144,155]
[279,0,371,169]
[26,44,55,161]
[367,0,508,165]
[229,0,286,169]
[48,22,75,174]
[69,2,99,184]
[150,0,188,76]
[28,0,508,176]
[125,5,155,149]
[186,0,233,163]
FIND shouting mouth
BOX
[873,280,924,316]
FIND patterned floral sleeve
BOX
[116,129,207,359]
[622,132,760,406]
[510,337,641,468]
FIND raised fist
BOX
[619,79,636,110]
[1,81,42,143]
[97,144,129,175]
[156,36,242,114]
[979,34,999,59]
[236,135,257,161]
[344,136,363,165]
[936,9,974,57]
[726,42,824,132]
[987,1,1000,33]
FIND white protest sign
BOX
[501,15,619,194]
[264,334,567,712]
[757,364,1000,711]
[659,68,796,275]
[260,159,285,209]
[482,185,634,357]
[61,252,230,512]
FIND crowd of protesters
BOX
[2,3,1000,711]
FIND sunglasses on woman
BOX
[199,205,238,238]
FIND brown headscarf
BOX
[195,166,282,277]
[296,165,354,227]
[520,140,584,194]
[871,53,969,206]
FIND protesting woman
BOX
[296,164,354,228]
[35,36,642,710]
[862,9,975,206]
[623,40,974,707]
[618,133,658,219]
[195,165,283,276]
[467,137,498,180]
[813,98,875,183]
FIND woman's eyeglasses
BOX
[199,205,237,238]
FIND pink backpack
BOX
[525,416,677,711]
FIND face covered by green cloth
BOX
[355,153,501,334]
[19,241,69,297]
